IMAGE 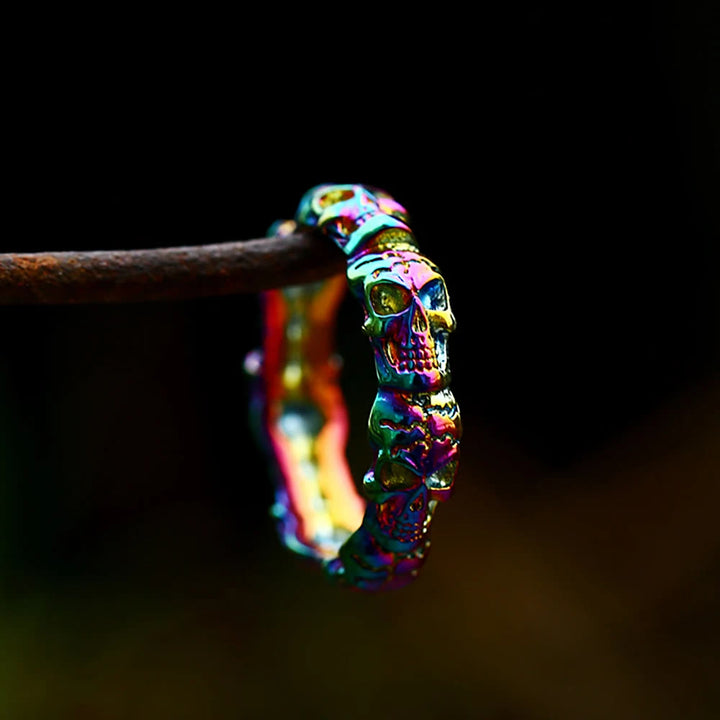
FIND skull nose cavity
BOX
[411,302,428,333]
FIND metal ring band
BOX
[247,184,461,591]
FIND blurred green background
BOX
[2,3,718,718]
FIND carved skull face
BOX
[296,183,410,231]
[348,251,456,392]
[366,388,461,502]
[364,478,436,554]
[327,523,430,591]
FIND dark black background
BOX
[1,4,719,718]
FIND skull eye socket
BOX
[378,460,420,490]
[427,458,458,492]
[419,278,448,311]
[370,282,412,316]
[318,188,355,208]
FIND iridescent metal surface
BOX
[248,185,461,590]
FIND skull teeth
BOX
[388,345,439,373]
[376,517,427,544]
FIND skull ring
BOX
[248,184,461,591]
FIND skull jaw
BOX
[325,525,429,591]
[366,510,430,554]
[372,343,451,392]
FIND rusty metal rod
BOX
[0,232,347,305]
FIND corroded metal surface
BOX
[0,232,346,305]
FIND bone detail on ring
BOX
[249,184,461,591]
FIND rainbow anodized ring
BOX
[247,184,461,591]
